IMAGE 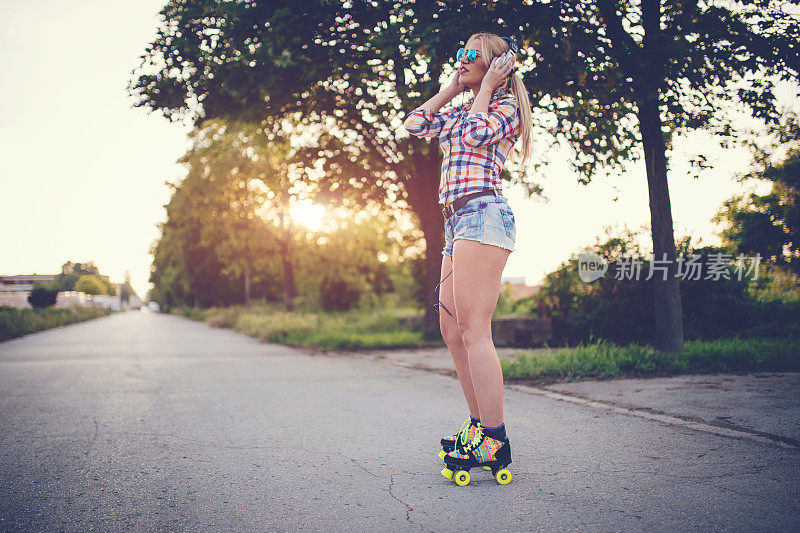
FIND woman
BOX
[402,32,533,485]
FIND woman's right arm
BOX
[403,72,464,138]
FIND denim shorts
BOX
[442,193,516,257]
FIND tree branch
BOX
[595,0,641,79]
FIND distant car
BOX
[147,302,161,312]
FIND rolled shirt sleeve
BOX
[403,107,452,139]
[461,100,520,147]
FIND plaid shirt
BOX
[402,90,520,206]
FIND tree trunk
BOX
[281,234,295,312]
[276,210,296,312]
[418,202,446,340]
[406,151,446,340]
[637,97,685,353]
[243,264,251,309]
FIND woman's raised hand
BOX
[481,51,516,93]
[443,67,466,98]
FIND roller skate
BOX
[438,417,480,460]
[441,425,512,486]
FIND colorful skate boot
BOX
[438,417,480,460]
[441,425,512,486]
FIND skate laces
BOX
[451,417,471,445]
[462,425,485,454]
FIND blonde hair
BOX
[466,32,533,165]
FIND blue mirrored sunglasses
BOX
[456,47,478,63]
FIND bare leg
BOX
[452,239,510,428]
[438,253,480,419]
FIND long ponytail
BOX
[507,72,533,166]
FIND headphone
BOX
[500,36,519,75]
[501,36,519,54]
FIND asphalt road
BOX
[1,311,798,532]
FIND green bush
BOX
[27,285,58,309]
[526,231,800,346]
[0,305,112,341]
[74,275,108,295]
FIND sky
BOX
[0,1,795,299]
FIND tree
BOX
[182,118,336,310]
[150,126,285,309]
[312,207,397,311]
[74,275,107,296]
[488,0,800,352]
[130,1,800,349]
[149,116,406,311]
[182,120,287,309]
[714,113,800,274]
[129,1,541,338]
[55,261,116,295]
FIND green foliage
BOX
[172,306,208,322]
[749,265,800,304]
[0,305,111,342]
[203,306,246,328]
[131,1,800,185]
[148,118,413,313]
[54,261,116,295]
[27,282,59,309]
[130,1,800,344]
[74,275,107,296]
[300,330,422,350]
[493,285,517,317]
[319,276,361,312]
[714,117,800,275]
[501,336,800,383]
[523,227,798,346]
[173,303,427,350]
[236,311,319,344]
[149,122,286,310]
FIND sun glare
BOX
[289,203,326,232]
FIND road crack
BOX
[387,473,431,533]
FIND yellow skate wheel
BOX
[441,467,454,480]
[483,466,492,471]
[438,450,446,460]
[454,470,470,487]
[495,468,512,485]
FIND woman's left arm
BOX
[461,99,520,147]
[462,54,519,147]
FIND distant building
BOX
[0,274,57,308]
[0,274,58,292]
[0,273,140,310]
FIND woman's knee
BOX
[457,319,492,346]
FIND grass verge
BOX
[172,304,800,381]
[173,303,437,350]
[501,336,800,383]
[0,305,113,341]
